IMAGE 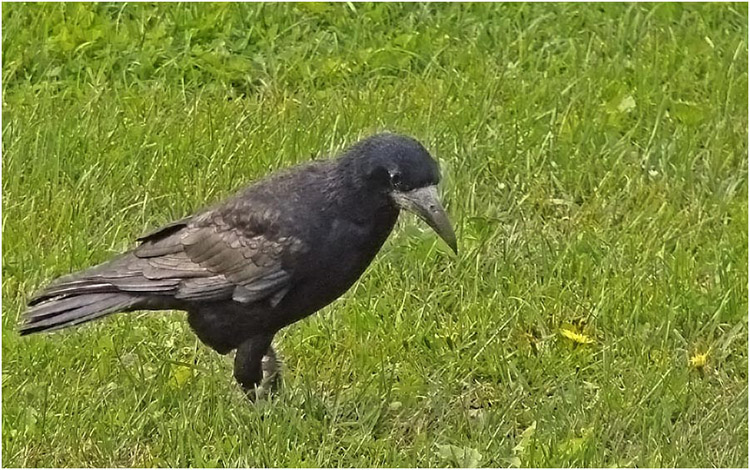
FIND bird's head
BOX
[344,133,457,253]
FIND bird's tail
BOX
[20,256,141,335]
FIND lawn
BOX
[2,2,748,467]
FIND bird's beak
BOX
[391,185,458,254]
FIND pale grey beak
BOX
[391,185,457,254]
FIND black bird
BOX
[20,133,457,398]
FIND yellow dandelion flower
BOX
[689,351,709,369]
[560,328,594,344]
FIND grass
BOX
[2,2,748,467]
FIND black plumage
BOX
[21,133,457,398]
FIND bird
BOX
[20,132,457,399]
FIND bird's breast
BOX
[278,208,398,324]
[321,213,395,278]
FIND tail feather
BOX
[21,251,196,335]
[20,292,137,335]
[25,291,123,321]
[21,254,148,335]
[28,281,117,306]
[27,255,133,306]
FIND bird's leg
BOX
[260,345,282,394]
[234,334,275,401]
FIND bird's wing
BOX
[136,215,193,243]
[134,217,297,306]
[23,215,297,333]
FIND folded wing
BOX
[22,214,298,333]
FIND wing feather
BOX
[132,217,298,306]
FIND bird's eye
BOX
[389,171,402,188]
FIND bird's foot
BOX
[247,348,282,402]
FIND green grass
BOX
[2,2,747,467]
